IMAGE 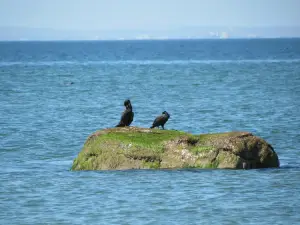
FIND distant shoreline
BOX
[1,37,300,42]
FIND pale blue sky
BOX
[0,0,299,30]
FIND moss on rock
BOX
[71,127,280,171]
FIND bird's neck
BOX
[126,104,132,110]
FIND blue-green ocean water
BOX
[1,39,300,224]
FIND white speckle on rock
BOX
[181,149,194,160]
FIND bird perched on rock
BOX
[150,111,170,129]
[116,99,134,127]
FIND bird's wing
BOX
[152,115,163,126]
[129,112,134,125]
[121,109,130,121]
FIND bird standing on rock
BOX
[150,111,170,129]
[116,99,134,127]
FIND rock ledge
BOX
[71,127,280,170]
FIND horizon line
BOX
[1,37,300,42]
[1,25,300,30]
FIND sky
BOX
[0,0,299,30]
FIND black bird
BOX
[150,111,170,129]
[116,99,134,127]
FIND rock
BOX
[71,127,280,171]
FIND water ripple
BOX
[1,58,300,66]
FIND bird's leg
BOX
[162,125,165,130]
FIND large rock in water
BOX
[71,127,279,170]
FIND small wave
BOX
[279,165,300,169]
[1,59,300,66]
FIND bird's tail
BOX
[150,125,154,129]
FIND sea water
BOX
[1,39,300,224]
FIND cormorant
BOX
[116,99,134,127]
[150,111,170,129]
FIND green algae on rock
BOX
[71,127,280,171]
